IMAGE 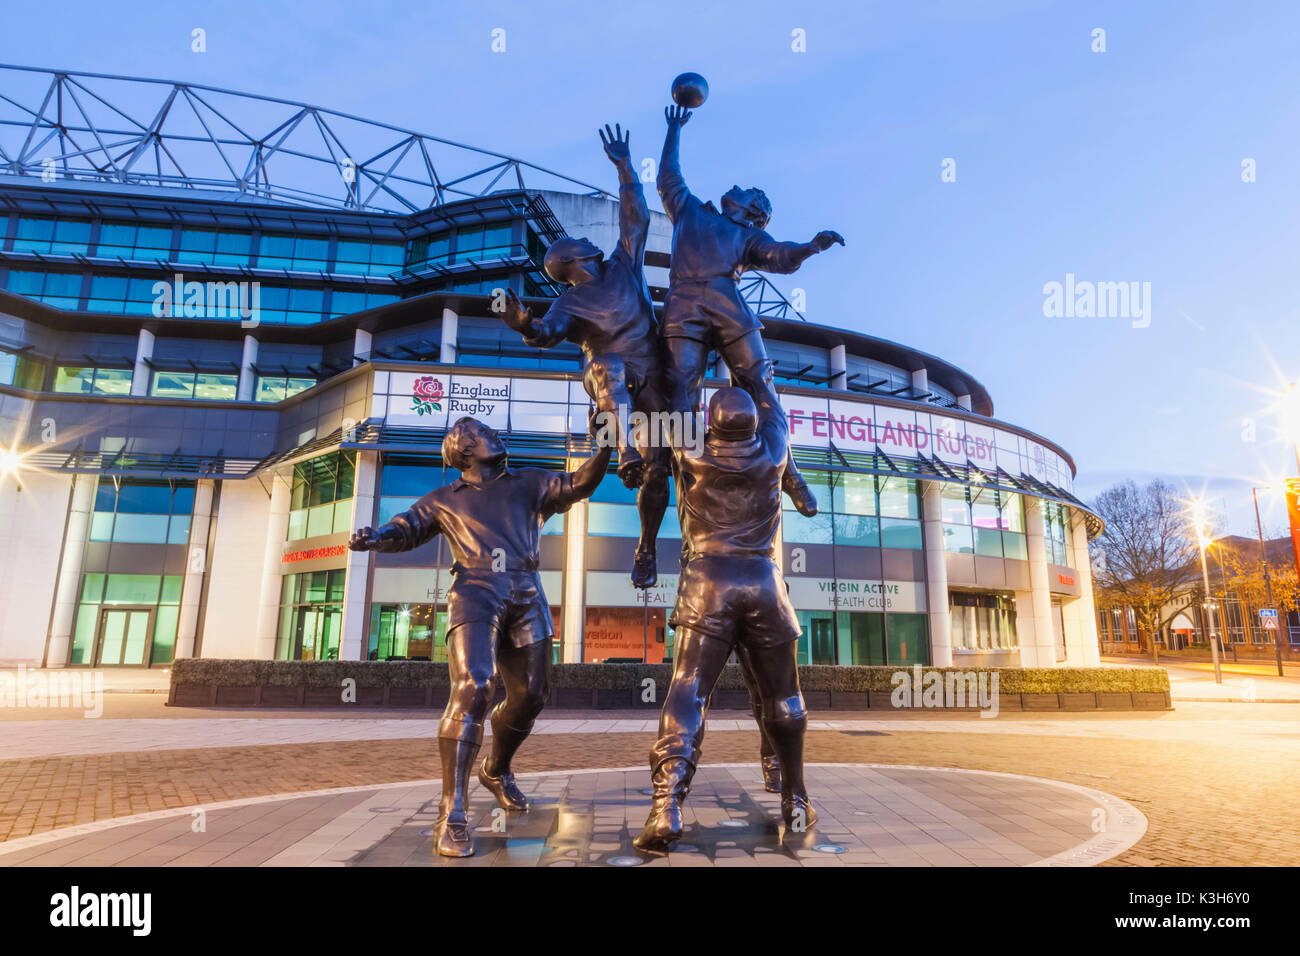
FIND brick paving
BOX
[0,764,1143,867]
[0,710,1293,865]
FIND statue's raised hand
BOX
[810,230,845,252]
[599,123,630,163]
[504,288,532,324]
[664,105,692,128]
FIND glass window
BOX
[878,477,919,519]
[950,591,1018,651]
[452,223,514,264]
[880,517,922,550]
[6,269,82,308]
[111,513,170,543]
[1002,532,1028,560]
[0,348,45,389]
[104,573,162,605]
[150,370,195,399]
[940,484,970,525]
[116,482,174,513]
[1000,492,1025,533]
[287,451,357,542]
[258,233,330,271]
[782,471,834,544]
[53,365,131,395]
[53,366,94,394]
[833,473,876,516]
[176,228,252,266]
[97,221,173,260]
[330,290,399,317]
[13,216,92,255]
[255,375,316,403]
[194,372,237,401]
[885,613,930,665]
[334,239,404,276]
[832,513,879,547]
[407,231,452,269]
[1042,502,1071,565]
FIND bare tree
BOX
[1090,479,1204,663]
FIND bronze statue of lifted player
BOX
[349,417,611,857]
[501,124,670,590]
[657,103,844,518]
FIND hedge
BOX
[169,659,1169,695]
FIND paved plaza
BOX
[0,763,1146,868]
[0,692,1294,867]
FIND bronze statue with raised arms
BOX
[349,417,611,857]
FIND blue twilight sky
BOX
[3,0,1299,535]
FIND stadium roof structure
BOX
[0,64,614,214]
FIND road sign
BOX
[1259,608,1279,630]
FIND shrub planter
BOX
[167,660,1172,712]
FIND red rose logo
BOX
[411,376,444,416]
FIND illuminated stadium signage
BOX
[374,371,1074,491]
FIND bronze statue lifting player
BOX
[349,417,611,857]
[635,384,816,851]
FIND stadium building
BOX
[0,66,1102,670]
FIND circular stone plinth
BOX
[0,764,1146,867]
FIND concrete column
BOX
[45,473,96,667]
[1071,517,1101,665]
[339,453,378,661]
[921,481,953,666]
[1021,497,1057,667]
[714,356,729,382]
[254,475,293,660]
[353,328,372,367]
[439,307,459,363]
[237,335,258,402]
[130,327,155,397]
[562,491,587,663]
[829,344,847,389]
[175,479,215,659]
[911,367,928,399]
[956,394,972,411]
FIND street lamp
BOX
[1190,497,1223,684]
[1251,483,1285,677]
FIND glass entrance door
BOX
[292,605,342,660]
[95,607,154,666]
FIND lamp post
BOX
[1251,486,1284,676]
[1191,498,1223,684]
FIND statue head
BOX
[708,387,758,443]
[543,236,604,285]
[442,417,507,472]
[720,186,771,230]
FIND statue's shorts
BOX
[668,554,801,649]
[662,277,763,347]
[447,569,553,648]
